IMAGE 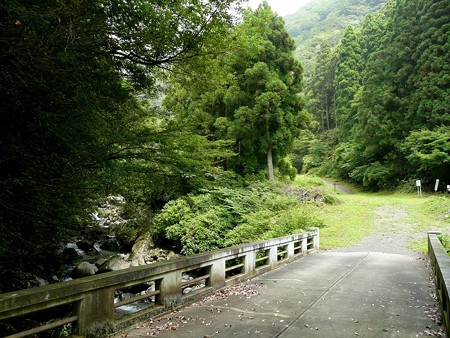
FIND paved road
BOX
[116,250,443,337]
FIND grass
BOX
[316,189,450,253]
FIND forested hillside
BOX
[284,0,386,76]
[298,0,450,190]
[0,1,322,292]
[0,0,448,296]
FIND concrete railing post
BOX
[301,236,308,255]
[268,246,278,266]
[74,287,115,334]
[208,259,226,288]
[244,252,256,276]
[158,271,182,310]
[287,242,295,258]
[313,230,320,250]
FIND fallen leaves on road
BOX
[139,281,262,336]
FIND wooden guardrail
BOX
[0,229,319,337]
[428,231,450,336]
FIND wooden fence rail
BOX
[0,229,319,337]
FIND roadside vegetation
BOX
[151,178,330,255]
[317,181,450,253]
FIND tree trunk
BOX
[267,146,274,181]
[265,112,275,182]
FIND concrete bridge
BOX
[0,230,449,337]
[116,248,444,337]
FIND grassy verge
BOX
[317,190,450,252]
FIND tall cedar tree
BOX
[335,0,449,188]
[307,42,336,131]
[335,26,362,140]
[165,1,309,181]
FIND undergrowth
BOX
[151,181,326,255]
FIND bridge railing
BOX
[0,229,319,337]
[428,231,450,336]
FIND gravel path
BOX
[334,205,426,256]
[322,179,354,194]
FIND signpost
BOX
[416,180,422,197]
[434,179,440,192]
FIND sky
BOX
[247,0,314,17]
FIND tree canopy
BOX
[298,0,450,190]
[0,0,242,290]
[164,1,311,181]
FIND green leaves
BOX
[401,127,450,181]
[152,182,324,254]
[302,0,449,189]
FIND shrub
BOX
[152,181,325,254]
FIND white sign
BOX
[416,180,421,187]
[435,179,440,192]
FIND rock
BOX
[131,234,180,264]
[99,255,131,272]
[100,238,120,251]
[72,262,98,278]
[76,240,92,252]
[183,287,193,294]
[167,251,180,260]
[95,257,109,268]
[130,253,146,267]
[131,235,155,260]
[62,247,79,261]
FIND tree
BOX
[0,0,242,290]
[333,0,449,188]
[334,26,362,140]
[165,1,310,181]
[401,127,450,183]
[307,41,336,132]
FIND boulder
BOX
[99,255,131,272]
[75,240,92,252]
[62,247,79,261]
[72,262,98,278]
[100,238,120,251]
[131,234,178,263]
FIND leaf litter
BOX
[140,281,262,336]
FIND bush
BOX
[152,181,325,254]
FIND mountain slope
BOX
[284,0,386,76]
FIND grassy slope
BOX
[316,189,450,253]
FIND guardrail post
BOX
[268,246,277,266]
[244,252,256,276]
[74,287,115,335]
[208,260,226,288]
[313,229,320,250]
[158,271,182,310]
[287,242,295,258]
[301,236,308,255]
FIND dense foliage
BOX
[151,181,324,255]
[164,2,311,181]
[0,0,243,291]
[297,0,450,190]
[2,0,446,295]
[0,0,318,293]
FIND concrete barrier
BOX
[428,231,450,336]
[0,229,319,337]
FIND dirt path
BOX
[334,204,425,256]
[322,179,354,194]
